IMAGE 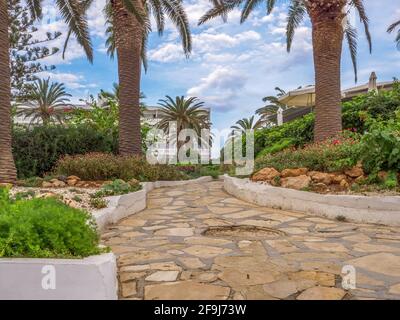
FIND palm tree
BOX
[231,116,262,135]
[0,0,93,183]
[157,96,211,154]
[199,0,372,142]
[16,78,72,126]
[104,0,192,156]
[256,87,287,125]
[388,20,400,49]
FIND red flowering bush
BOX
[254,131,362,173]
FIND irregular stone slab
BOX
[184,236,232,246]
[121,231,147,238]
[207,206,243,214]
[147,197,173,208]
[261,213,297,223]
[120,218,147,227]
[389,283,400,295]
[218,268,278,288]
[263,279,315,299]
[279,227,308,235]
[224,210,265,219]
[300,261,342,275]
[149,262,182,271]
[144,281,230,300]
[237,285,278,300]
[347,253,400,277]
[296,287,346,300]
[121,281,137,298]
[145,271,179,282]
[183,245,232,258]
[203,218,233,226]
[241,219,281,228]
[265,240,299,253]
[288,271,335,287]
[353,243,400,253]
[178,257,206,269]
[342,234,371,243]
[305,242,349,253]
[120,272,146,282]
[118,251,172,266]
[154,228,194,237]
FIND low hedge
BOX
[0,187,102,258]
[54,153,187,182]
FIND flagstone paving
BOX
[101,180,400,300]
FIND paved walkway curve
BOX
[101,180,400,300]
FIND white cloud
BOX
[41,71,98,90]
[187,67,247,110]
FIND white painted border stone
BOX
[0,253,117,300]
[93,176,213,231]
[224,175,400,226]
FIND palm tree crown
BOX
[199,0,371,82]
[16,78,72,125]
[157,96,210,135]
[231,116,262,134]
[256,87,287,125]
[388,19,400,49]
[104,0,192,69]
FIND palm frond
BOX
[198,0,242,26]
[286,0,306,52]
[26,0,43,20]
[160,0,192,55]
[344,21,358,82]
[240,0,263,23]
[349,0,372,53]
[56,0,93,62]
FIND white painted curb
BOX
[224,175,400,226]
[93,176,213,231]
[0,253,117,300]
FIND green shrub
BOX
[55,153,187,182]
[12,125,117,178]
[0,187,102,258]
[252,83,400,158]
[254,133,362,173]
[90,197,108,209]
[384,171,399,190]
[94,179,141,197]
[358,114,400,174]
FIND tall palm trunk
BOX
[308,1,345,142]
[111,0,143,156]
[0,1,17,183]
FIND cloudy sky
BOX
[37,0,400,134]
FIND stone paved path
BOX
[101,180,400,300]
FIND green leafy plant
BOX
[89,197,108,209]
[94,179,141,198]
[358,114,400,174]
[0,187,102,258]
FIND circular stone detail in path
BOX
[202,225,286,239]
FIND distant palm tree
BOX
[0,0,93,183]
[231,116,262,135]
[157,96,211,152]
[16,78,72,126]
[388,20,400,49]
[199,0,372,142]
[256,87,287,125]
